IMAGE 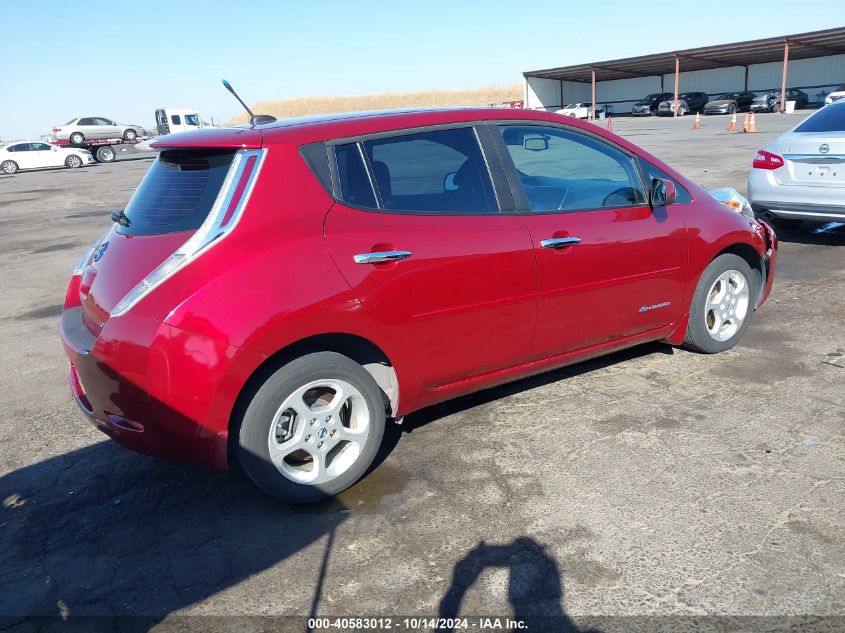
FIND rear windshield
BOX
[120,149,235,236]
[795,104,845,133]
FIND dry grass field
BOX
[228,84,523,123]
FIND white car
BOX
[53,117,146,144]
[748,101,845,227]
[556,102,593,119]
[824,84,845,105]
[0,141,95,174]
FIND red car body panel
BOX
[520,204,689,359]
[60,108,777,471]
[324,205,537,388]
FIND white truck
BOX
[154,108,218,136]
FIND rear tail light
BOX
[753,149,784,170]
[111,148,265,318]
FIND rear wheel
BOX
[65,155,83,168]
[237,352,386,503]
[772,103,781,114]
[96,146,116,163]
[69,132,84,144]
[1,160,18,174]
[684,254,756,354]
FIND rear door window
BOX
[795,104,845,133]
[334,127,498,214]
[120,149,235,235]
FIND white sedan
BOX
[555,102,594,119]
[0,141,95,174]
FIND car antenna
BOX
[222,79,276,126]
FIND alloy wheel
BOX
[267,379,370,485]
[704,269,750,342]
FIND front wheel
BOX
[65,155,83,168]
[683,254,756,354]
[237,352,386,503]
[772,103,781,113]
[123,128,137,141]
[1,160,18,174]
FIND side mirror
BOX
[650,178,676,207]
[444,172,458,191]
[524,136,549,151]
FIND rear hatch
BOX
[80,129,262,335]
[773,107,845,187]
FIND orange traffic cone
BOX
[742,112,750,133]
[693,112,701,129]
[748,112,757,133]
[607,116,613,132]
[728,112,737,132]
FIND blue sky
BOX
[1,1,842,139]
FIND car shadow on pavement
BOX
[768,221,845,246]
[0,441,347,625]
[436,537,602,633]
[0,342,669,627]
[380,341,674,454]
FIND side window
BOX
[78,118,95,126]
[334,143,377,209]
[185,114,200,126]
[31,143,51,151]
[498,125,646,212]
[361,127,497,214]
[96,118,113,125]
[9,144,30,152]
[638,158,692,203]
[171,115,181,125]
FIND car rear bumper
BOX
[748,169,845,221]
[60,306,253,471]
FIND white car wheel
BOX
[65,155,83,169]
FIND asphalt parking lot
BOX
[1,113,843,632]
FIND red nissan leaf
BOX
[60,108,777,503]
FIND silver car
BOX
[52,117,146,144]
[748,101,845,226]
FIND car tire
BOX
[679,106,688,116]
[123,129,137,141]
[69,132,85,145]
[683,254,756,354]
[1,160,19,175]
[237,352,387,504]
[65,155,83,168]
[96,146,116,163]
[728,105,736,114]
[772,103,781,114]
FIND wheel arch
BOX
[712,242,765,306]
[228,332,400,461]
[666,240,765,346]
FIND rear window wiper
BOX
[111,209,131,227]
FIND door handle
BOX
[353,250,413,265]
[540,237,582,249]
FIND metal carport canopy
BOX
[524,27,845,82]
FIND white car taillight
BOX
[110,148,265,317]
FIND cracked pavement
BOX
[0,115,843,631]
